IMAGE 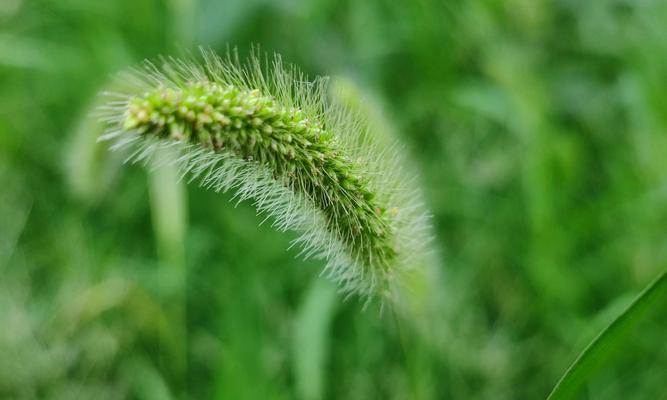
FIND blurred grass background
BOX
[1,0,667,399]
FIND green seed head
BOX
[99,49,431,303]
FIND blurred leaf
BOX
[293,277,338,400]
[547,270,667,400]
[147,147,189,383]
[126,358,176,400]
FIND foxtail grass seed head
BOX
[98,48,432,303]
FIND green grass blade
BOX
[547,270,667,400]
[293,278,338,400]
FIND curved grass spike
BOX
[98,48,431,301]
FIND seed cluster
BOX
[124,81,396,273]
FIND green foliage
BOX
[2,0,667,399]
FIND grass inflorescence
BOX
[99,48,431,302]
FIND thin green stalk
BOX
[390,305,421,399]
[148,147,188,381]
[547,270,667,400]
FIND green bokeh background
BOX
[1,0,666,399]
